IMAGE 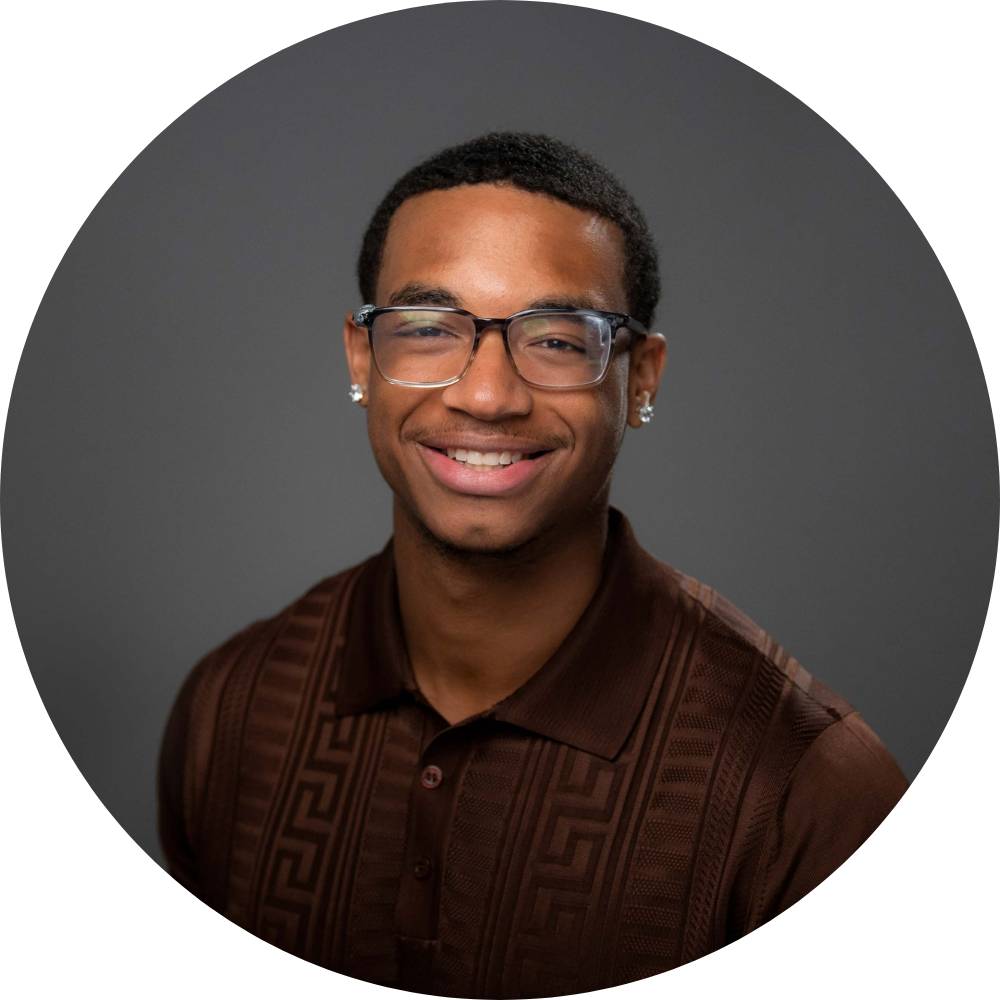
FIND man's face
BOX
[344,183,663,554]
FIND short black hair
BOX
[356,131,661,328]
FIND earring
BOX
[348,383,365,404]
[637,390,655,424]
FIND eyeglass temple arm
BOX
[613,315,648,341]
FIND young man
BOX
[158,132,906,997]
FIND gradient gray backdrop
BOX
[3,2,996,866]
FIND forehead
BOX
[375,184,627,311]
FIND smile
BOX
[417,443,555,496]
[443,447,540,466]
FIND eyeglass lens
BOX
[370,310,613,387]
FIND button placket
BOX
[394,721,479,991]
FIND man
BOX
[158,132,907,997]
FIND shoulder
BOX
[181,557,374,710]
[673,568,857,726]
[159,554,378,801]
[664,563,905,822]
[780,710,908,819]
[653,567,907,935]
[156,556,376,897]
[743,706,907,929]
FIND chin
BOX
[413,501,544,559]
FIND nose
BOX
[439,326,533,421]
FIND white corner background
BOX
[2,2,996,997]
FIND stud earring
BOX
[637,391,655,424]
[348,383,365,404]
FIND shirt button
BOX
[420,765,443,789]
[413,858,433,880]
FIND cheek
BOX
[591,380,630,469]
[594,370,630,440]
[564,393,627,477]
[364,390,424,487]
[363,396,402,478]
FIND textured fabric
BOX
[158,508,907,997]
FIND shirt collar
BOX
[333,507,682,761]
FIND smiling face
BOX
[344,183,665,555]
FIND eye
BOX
[393,324,458,338]
[515,313,597,356]
[532,337,586,353]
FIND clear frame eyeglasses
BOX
[352,304,648,390]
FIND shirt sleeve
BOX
[156,663,205,896]
[156,620,264,900]
[156,604,299,919]
[748,711,909,928]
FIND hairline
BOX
[372,181,632,313]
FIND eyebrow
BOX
[525,296,604,312]
[385,284,606,314]
[386,283,462,308]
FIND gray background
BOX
[2,1,996,866]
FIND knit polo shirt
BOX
[158,507,906,997]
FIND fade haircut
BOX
[356,131,661,328]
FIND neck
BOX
[392,501,609,725]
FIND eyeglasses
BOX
[352,304,648,389]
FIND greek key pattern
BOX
[174,551,863,996]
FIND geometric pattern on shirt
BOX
[167,537,894,998]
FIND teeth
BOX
[445,448,523,466]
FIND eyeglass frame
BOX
[351,303,649,390]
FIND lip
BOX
[416,442,556,497]
[418,435,556,454]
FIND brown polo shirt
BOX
[158,507,907,997]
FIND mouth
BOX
[416,443,557,497]
[425,446,553,467]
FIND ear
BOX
[343,310,372,407]
[626,332,667,429]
